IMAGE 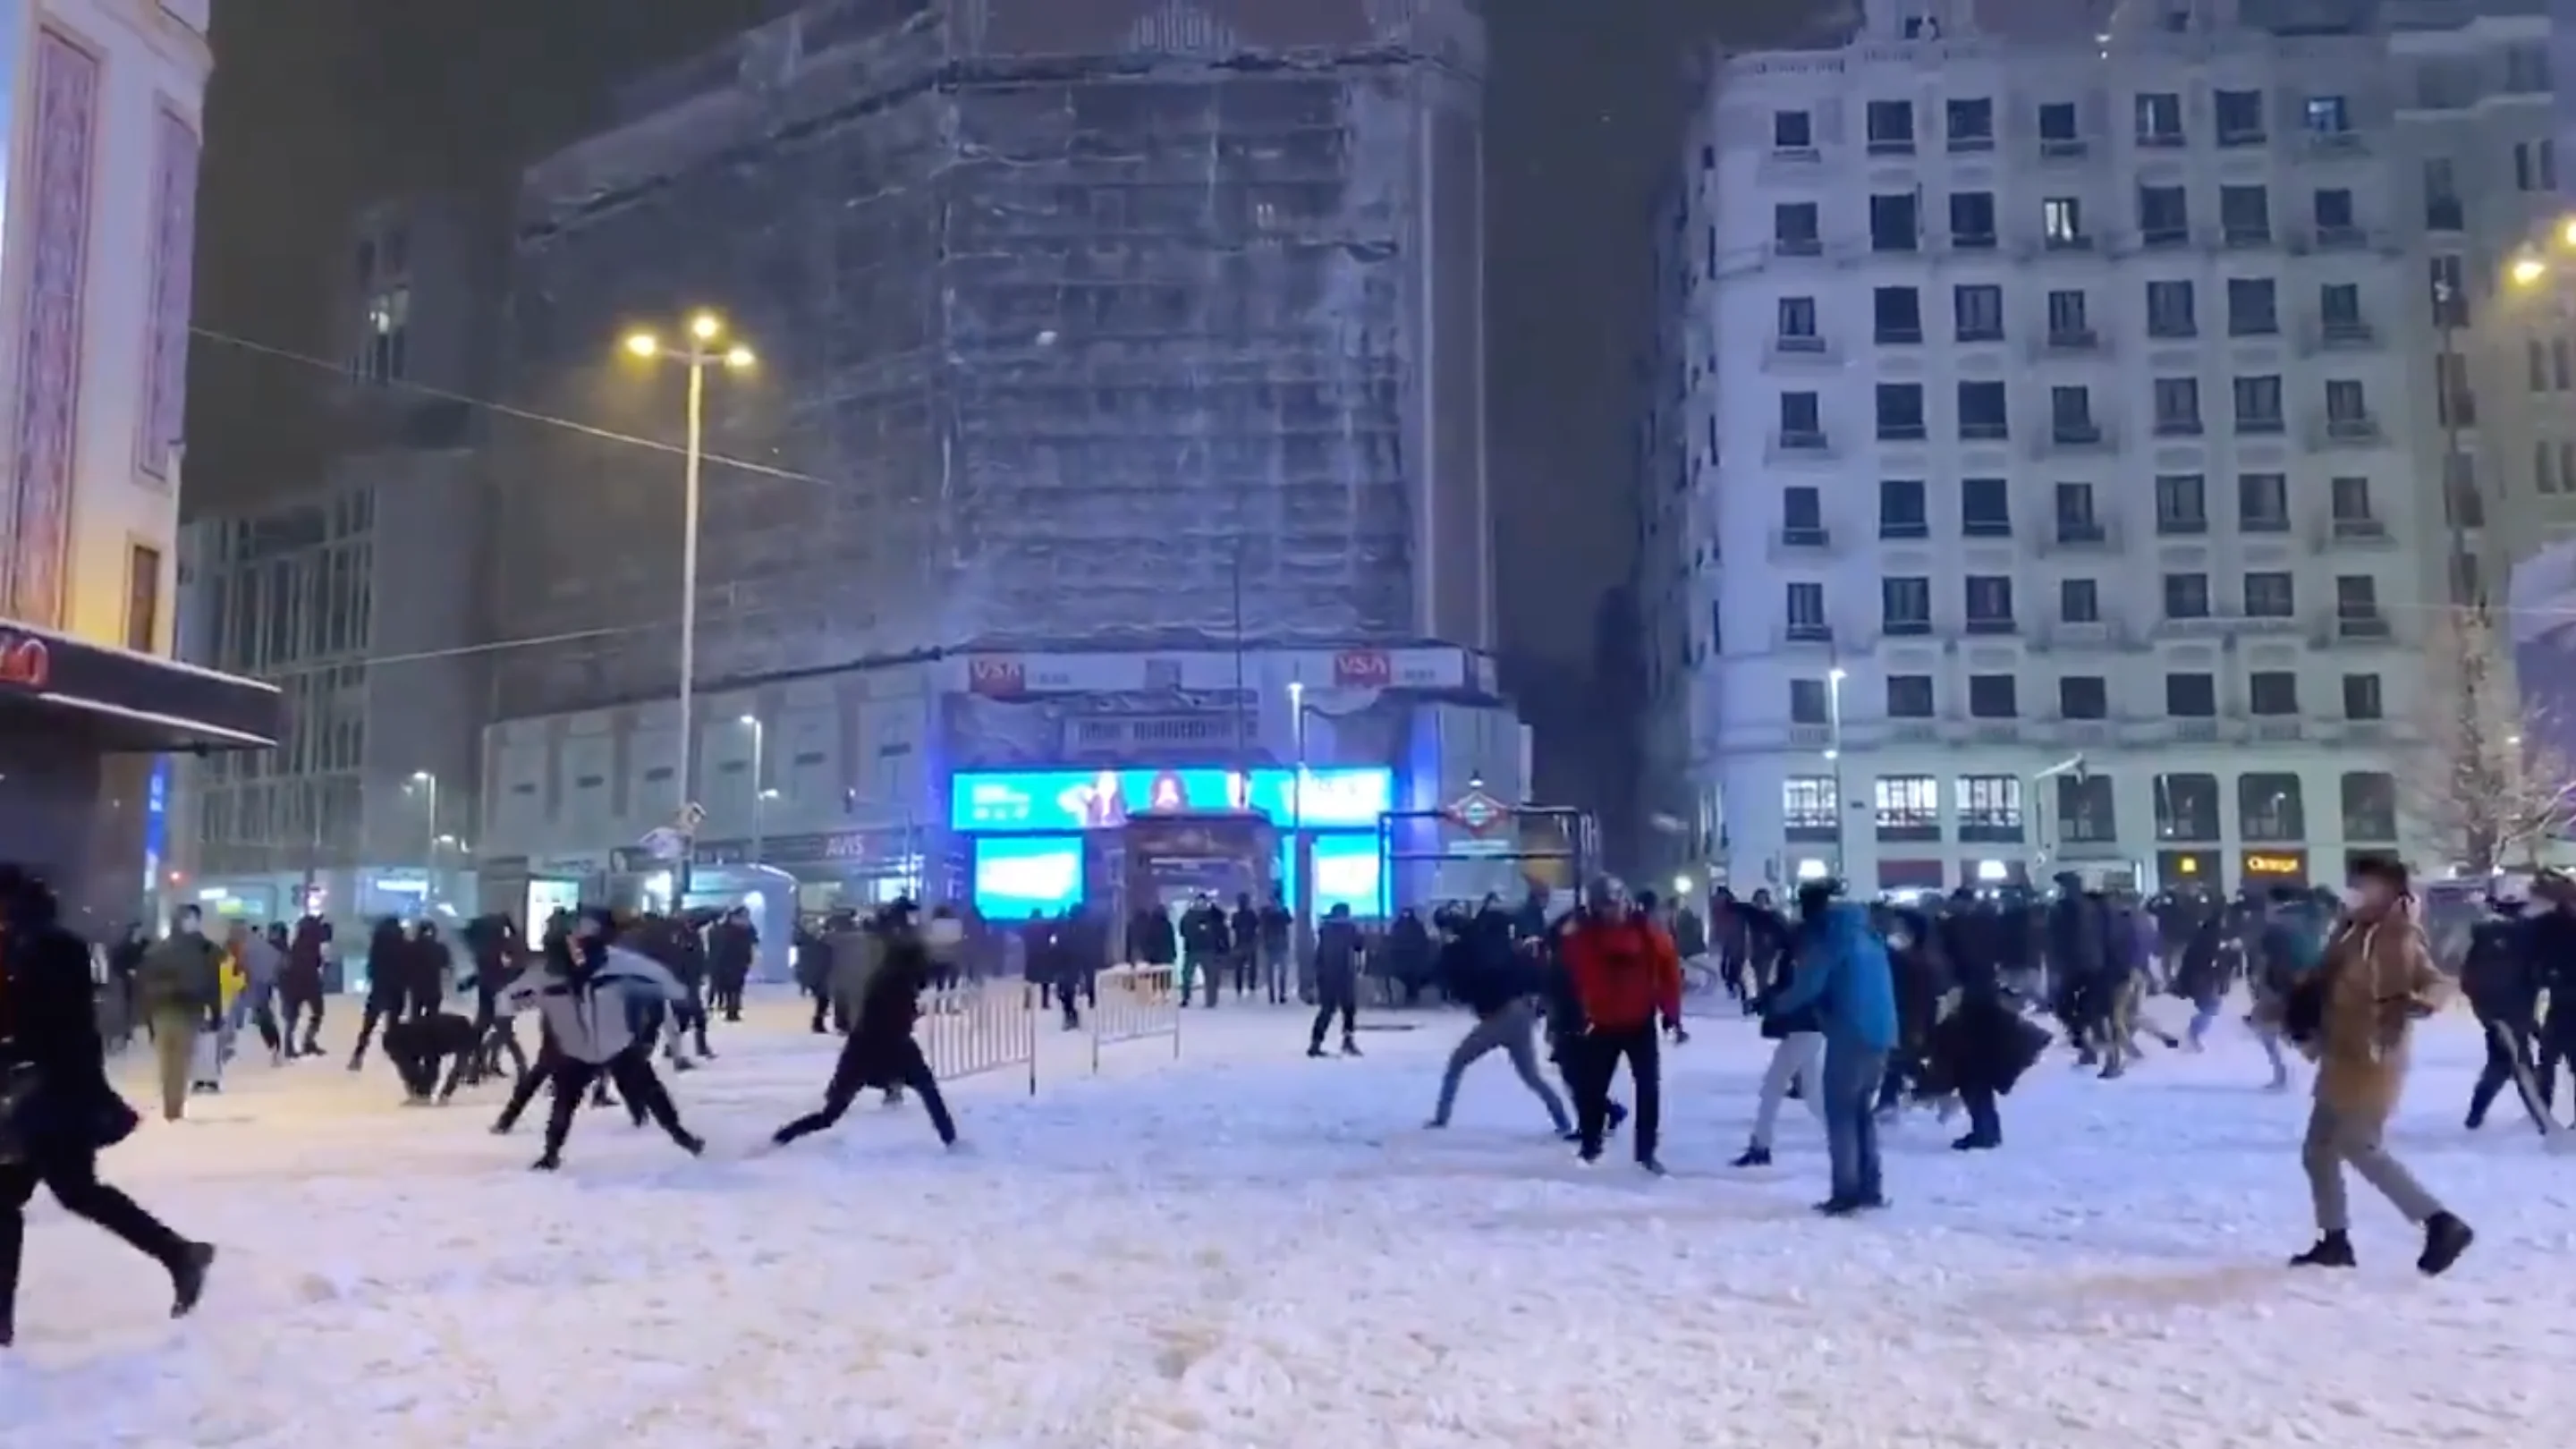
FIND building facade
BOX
[1651,0,2570,895]
[467,0,1525,922]
[0,0,278,930]
[169,191,500,926]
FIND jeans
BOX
[1750,1031,1826,1148]
[1431,1001,1569,1131]
[1820,1042,1888,1204]
[1572,1026,1663,1163]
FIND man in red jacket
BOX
[1560,878,1684,1173]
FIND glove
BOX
[1665,1017,1689,1044]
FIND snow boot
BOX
[2289,1231,2356,1268]
[2418,1213,2474,1277]
[1731,1144,1773,1168]
[168,1241,215,1319]
[1340,1037,1362,1057]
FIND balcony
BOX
[2318,415,2383,447]
[2172,717,2224,743]
[1780,621,1836,648]
[2305,129,2366,156]
[1880,616,1934,638]
[2323,516,2391,548]
[2216,127,2267,149]
[1771,234,1825,259]
[2152,415,2204,438]
[2425,198,2464,233]
[2042,520,2115,553]
[1962,614,2020,637]
[2046,420,2109,452]
[1875,326,1925,346]
[2040,232,2096,252]
[2333,610,2392,641]
[2250,718,2305,742]
[1948,231,1998,252]
[1767,526,1833,559]
[2316,318,2375,349]
[2040,328,2100,354]
[1877,421,1929,443]
[1768,429,1833,463]
[2038,136,2089,160]
[1877,518,1930,541]
[2234,414,2287,437]
[1959,419,2011,443]
[2135,129,2186,150]
[2312,225,2368,251]
[2139,226,2191,250]
[2221,225,2272,249]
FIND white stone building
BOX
[1643,0,2565,895]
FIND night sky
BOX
[185,0,1783,677]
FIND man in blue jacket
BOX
[1762,888,1898,1215]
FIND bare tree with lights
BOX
[2409,605,2576,875]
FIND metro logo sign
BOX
[1442,787,1509,838]
[1333,648,1390,688]
[967,656,1025,696]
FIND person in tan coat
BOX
[2284,858,2474,1275]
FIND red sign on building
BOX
[0,633,50,689]
[1333,648,1391,689]
[967,656,1025,697]
[1442,787,1509,837]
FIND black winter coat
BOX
[843,935,933,1086]
[1,918,136,1154]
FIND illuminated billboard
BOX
[950,767,1394,833]
[1279,833,1384,918]
[970,835,1086,917]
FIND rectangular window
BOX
[2232,375,2284,432]
[2249,670,2300,716]
[1870,192,1920,251]
[2145,279,2196,337]
[2215,88,2266,145]
[1773,202,1821,253]
[2165,672,2217,716]
[1953,284,2004,342]
[1967,674,2019,718]
[1878,479,1928,538]
[125,544,161,653]
[1882,576,1932,633]
[1873,285,1922,343]
[2243,571,2296,617]
[2226,277,2278,336]
[2043,196,2086,245]
[1961,477,2012,537]
[2046,289,2090,341]
[1866,99,1915,153]
[2155,473,2207,534]
[1790,678,1830,724]
[1963,575,2015,631]
[2238,472,2290,531]
[1887,674,1936,717]
[2218,183,2270,244]
[2163,572,2212,619]
[1947,191,1997,247]
[1945,97,1994,150]
[2059,675,2108,719]
[1773,110,1812,149]
[1782,775,1838,832]
[1874,775,1939,832]
[2152,377,2201,435]
[2060,577,2100,623]
[2341,673,2384,720]
[1776,295,1818,340]
[2135,92,2183,144]
[1957,775,2023,835]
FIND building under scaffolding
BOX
[487,0,1491,719]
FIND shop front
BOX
[0,624,281,931]
[948,764,1396,922]
[2237,850,2310,891]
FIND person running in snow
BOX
[772,902,958,1150]
[1426,906,1570,1134]
[508,909,705,1171]
[1760,884,1897,1215]
[2274,860,2473,1275]
[1559,877,1683,1174]
[0,868,213,1348]
[380,1009,485,1105]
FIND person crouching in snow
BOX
[2272,859,2473,1275]
[772,901,958,1150]
[509,909,705,1171]
[1559,877,1684,1174]
[1761,884,1898,1215]
[380,1009,484,1105]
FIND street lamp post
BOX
[1285,680,1309,956]
[409,770,437,908]
[740,714,769,863]
[624,315,755,895]
[1824,665,1847,878]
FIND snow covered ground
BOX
[6,998,2573,1449]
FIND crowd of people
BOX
[3,850,2530,1350]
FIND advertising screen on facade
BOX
[951,767,1394,833]
[970,835,1086,917]
[1281,833,1384,918]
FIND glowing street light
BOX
[621,311,758,888]
[2512,254,2548,288]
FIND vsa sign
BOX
[967,656,1025,697]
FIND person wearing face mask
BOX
[2275,860,2473,1275]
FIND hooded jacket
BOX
[1764,903,1898,1052]
[505,944,686,1065]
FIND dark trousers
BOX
[388,1038,470,1101]
[1055,975,1081,1028]
[1262,944,1290,1004]
[2536,1015,2575,1115]
[1308,981,1356,1048]
[775,1037,955,1147]
[1230,952,1258,996]
[281,990,324,1052]
[1960,1081,2003,1144]
[350,997,400,1064]
[713,977,745,1021]
[670,991,711,1055]
[1572,1026,1662,1162]
[540,1051,691,1160]
[2471,1013,2539,1125]
[0,1145,189,1335]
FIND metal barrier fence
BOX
[1089,962,1181,1072]
[919,979,1038,1095]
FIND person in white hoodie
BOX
[504,910,705,1171]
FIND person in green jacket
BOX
[134,909,223,1121]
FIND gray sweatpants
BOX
[1431,1000,1569,1131]
[1751,1030,1826,1148]
[2302,1099,2444,1233]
